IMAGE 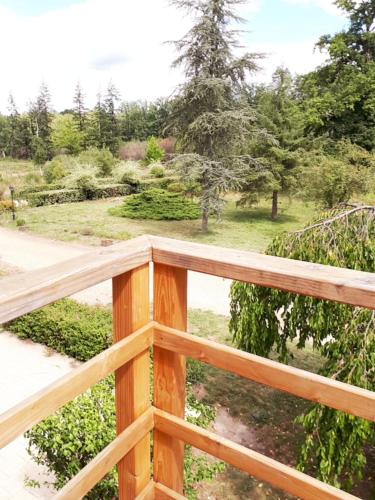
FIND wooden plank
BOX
[134,480,155,500]
[153,264,187,494]
[55,407,154,500]
[154,481,187,500]
[154,324,375,422]
[0,235,152,324]
[154,408,359,500]
[150,236,375,309]
[113,265,151,498]
[0,323,153,449]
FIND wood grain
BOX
[134,480,155,500]
[154,408,359,500]
[55,407,154,500]
[0,235,152,324]
[154,481,187,499]
[153,264,187,494]
[113,265,151,498]
[154,324,375,422]
[151,236,375,309]
[0,323,153,449]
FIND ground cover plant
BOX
[109,188,200,220]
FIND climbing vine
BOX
[229,205,375,491]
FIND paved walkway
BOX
[0,227,232,497]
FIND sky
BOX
[0,0,348,112]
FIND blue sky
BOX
[0,0,347,111]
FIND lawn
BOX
[0,195,317,251]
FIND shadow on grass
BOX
[227,206,299,225]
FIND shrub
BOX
[144,137,164,165]
[168,182,185,193]
[76,175,98,200]
[79,148,117,177]
[27,189,84,207]
[150,164,165,178]
[16,218,26,227]
[7,299,112,361]
[109,188,200,220]
[119,141,146,161]
[25,173,43,186]
[44,158,68,184]
[0,199,13,212]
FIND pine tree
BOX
[73,83,87,134]
[29,83,52,162]
[103,82,120,154]
[169,0,264,232]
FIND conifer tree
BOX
[29,83,52,162]
[73,83,87,134]
[169,0,264,232]
[103,82,120,154]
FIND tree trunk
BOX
[202,206,209,232]
[271,191,278,221]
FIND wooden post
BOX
[113,264,151,499]
[153,263,187,494]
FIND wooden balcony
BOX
[0,235,374,500]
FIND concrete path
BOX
[0,227,232,314]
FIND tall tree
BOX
[73,83,87,134]
[103,82,120,154]
[169,0,264,232]
[29,83,53,163]
[299,0,375,149]
[240,67,305,220]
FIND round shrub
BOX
[150,164,165,178]
[109,188,200,220]
[168,181,185,193]
[43,158,68,184]
[144,137,164,165]
[76,175,98,200]
[79,148,117,177]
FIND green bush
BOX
[27,189,85,207]
[16,218,26,227]
[76,175,98,200]
[150,164,165,178]
[0,199,13,212]
[43,157,68,184]
[79,148,117,177]
[109,188,200,220]
[144,137,165,165]
[19,183,64,195]
[25,172,43,186]
[168,181,185,193]
[7,299,112,361]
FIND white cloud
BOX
[0,0,329,113]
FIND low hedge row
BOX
[26,184,135,207]
[19,183,64,196]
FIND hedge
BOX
[6,299,112,361]
[26,184,135,207]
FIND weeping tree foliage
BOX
[169,0,265,232]
[229,205,375,491]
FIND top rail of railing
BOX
[1,234,374,324]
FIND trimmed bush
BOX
[109,188,200,220]
[7,299,112,361]
[76,175,98,200]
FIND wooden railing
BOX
[0,235,374,500]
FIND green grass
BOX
[0,195,317,251]
[0,159,43,191]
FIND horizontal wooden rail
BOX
[154,324,375,422]
[151,236,375,309]
[0,323,153,448]
[154,481,186,499]
[55,408,154,500]
[0,235,152,324]
[154,408,358,500]
[135,480,155,500]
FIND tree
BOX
[51,114,83,155]
[73,83,86,134]
[229,205,375,491]
[29,83,53,162]
[299,0,375,149]
[169,0,264,232]
[240,68,305,219]
[103,82,120,154]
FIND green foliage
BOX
[16,218,26,227]
[51,114,83,155]
[110,188,200,220]
[32,137,49,166]
[75,175,98,200]
[78,147,117,177]
[7,299,112,361]
[229,206,375,491]
[43,157,68,184]
[0,199,13,212]
[300,140,375,207]
[150,163,165,178]
[144,137,165,165]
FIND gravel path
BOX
[0,227,231,498]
